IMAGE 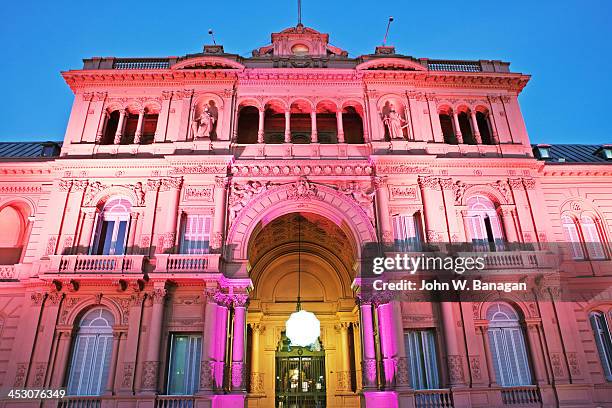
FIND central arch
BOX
[226,180,377,260]
[245,211,362,407]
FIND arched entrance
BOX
[245,212,361,408]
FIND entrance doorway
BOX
[275,332,326,408]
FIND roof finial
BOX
[297,0,303,27]
[382,16,394,46]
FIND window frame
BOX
[486,302,533,387]
[91,198,132,256]
[404,329,441,390]
[179,213,212,255]
[66,308,115,396]
[392,212,423,251]
[590,310,612,381]
[165,333,203,395]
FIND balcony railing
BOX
[48,255,145,274]
[155,396,195,408]
[456,251,556,270]
[501,385,541,405]
[57,396,101,408]
[113,58,170,69]
[155,253,220,273]
[414,389,453,408]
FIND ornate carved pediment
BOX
[171,56,245,71]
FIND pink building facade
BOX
[0,24,611,408]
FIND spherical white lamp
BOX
[286,309,320,347]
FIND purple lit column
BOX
[377,300,396,387]
[359,299,378,389]
[231,295,248,391]
[199,288,218,394]
[214,293,229,390]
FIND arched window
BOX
[590,311,612,381]
[439,114,456,144]
[101,111,120,145]
[466,196,505,251]
[67,308,115,396]
[487,303,532,387]
[476,111,494,145]
[581,215,606,260]
[342,106,364,144]
[236,106,259,144]
[562,216,585,260]
[458,112,475,144]
[91,198,132,255]
[0,205,27,264]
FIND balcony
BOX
[48,255,145,274]
[501,385,541,405]
[414,389,453,408]
[155,253,221,274]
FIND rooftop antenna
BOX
[297,0,303,26]
[208,29,216,45]
[382,16,394,46]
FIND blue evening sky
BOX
[0,0,610,144]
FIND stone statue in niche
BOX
[381,102,409,140]
[191,100,218,139]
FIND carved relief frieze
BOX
[183,185,214,202]
[388,185,418,201]
[229,163,373,178]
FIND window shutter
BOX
[562,217,585,259]
[581,218,605,259]
[404,330,439,390]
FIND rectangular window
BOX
[67,334,113,395]
[167,334,202,395]
[93,220,128,255]
[392,214,422,251]
[404,330,440,390]
[590,313,612,381]
[180,215,212,254]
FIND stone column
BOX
[157,178,182,253]
[374,177,393,244]
[77,210,97,254]
[338,322,352,392]
[376,300,396,387]
[441,302,467,387]
[211,177,228,251]
[49,328,75,388]
[359,299,377,389]
[284,111,291,143]
[249,323,264,394]
[199,288,218,394]
[119,292,145,394]
[426,94,444,143]
[452,111,463,144]
[257,109,265,143]
[126,212,140,255]
[525,323,547,385]
[418,176,447,243]
[213,293,230,390]
[336,110,345,143]
[155,91,172,143]
[134,108,145,144]
[96,111,109,143]
[499,206,519,243]
[470,111,482,144]
[140,284,167,394]
[478,325,497,386]
[105,331,123,395]
[310,111,318,143]
[231,295,248,391]
[352,322,363,391]
[114,109,126,144]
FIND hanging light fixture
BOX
[285,215,320,347]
